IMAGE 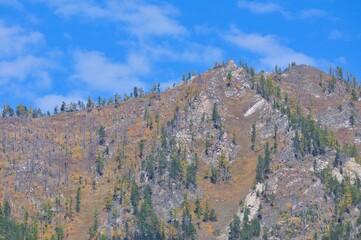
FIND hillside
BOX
[1,60,361,239]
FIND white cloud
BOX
[41,0,186,38]
[52,1,107,19]
[178,44,223,64]
[238,0,328,20]
[238,0,283,14]
[0,55,50,84]
[299,9,327,18]
[0,0,23,10]
[0,21,56,106]
[72,50,148,94]
[0,21,43,57]
[121,3,186,37]
[224,28,315,69]
[35,94,85,112]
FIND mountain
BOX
[1,60,361,239]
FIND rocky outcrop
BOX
[344,158,361,184]
[239,183,264,222]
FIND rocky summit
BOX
[1,60,361,239]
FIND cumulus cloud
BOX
[0,20,56,108]
[40,0,187,38]
[71,50,149,94]
[238,0,328,20]
[0,55,51,84]
[299,8,327,19]
[0,21,43,57]
[224,28,315,69]
[0,0,23,10]
[238,0,283,14]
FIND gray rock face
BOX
[259,111,288,139]
[318,103,353,130]
[261,160,333,237]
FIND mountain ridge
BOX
[1,60,361,239]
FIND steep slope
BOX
[1,60,361,239]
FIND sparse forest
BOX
[1,61,361,239]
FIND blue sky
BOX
[0,0,360,112]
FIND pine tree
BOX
[227,72,232,87]
[56,226,64,240]
[350,110,355,127]
[203,201,209,222]
[255,155,265,183]
[133,86,139,98]
[209,209,217,222]
[3,200,10,218]
[251,123,256,151]
[97,125,106,145]
[229,214,241,240]
[138,198,162,239]
[60,102,66,112]
[96,152,104,175]
[181,199,196,239]
[139,139,146,158]
[194,196,202,220]
[88,209,98,239]
[205,135,211,156]
[186,163,197,188]
[130,184,140,214]
[210,165,219,184]
[76,187,81,213]
[273,125,278,152]
[212,103,220,128]
[264,142,271,175]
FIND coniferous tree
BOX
[227,72,232,87]
[194,196,202,220]
[209,209,217,222]
[139,139,146,158]
[88,209,98,239]
[60,102,66,112]
[205,135,211,156]
[203,201,209,222]
[186,163,197,188]
[130,183,140,215]
[350,110,355,127]
[96,152,104,175]
[273,125,278,152]
[181,200,196,239]
[137,198,162,240]
[133,86,139,98]
[229,214,241,240]
[210,165,219,184]
[251,123,256,151]
[86,96,93,108]
[264,142,271,175]
[98,125,106,145]
[255,155,265,183]
[76,187,81,213]
[212,103,220,128]
[56,226,64,240]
